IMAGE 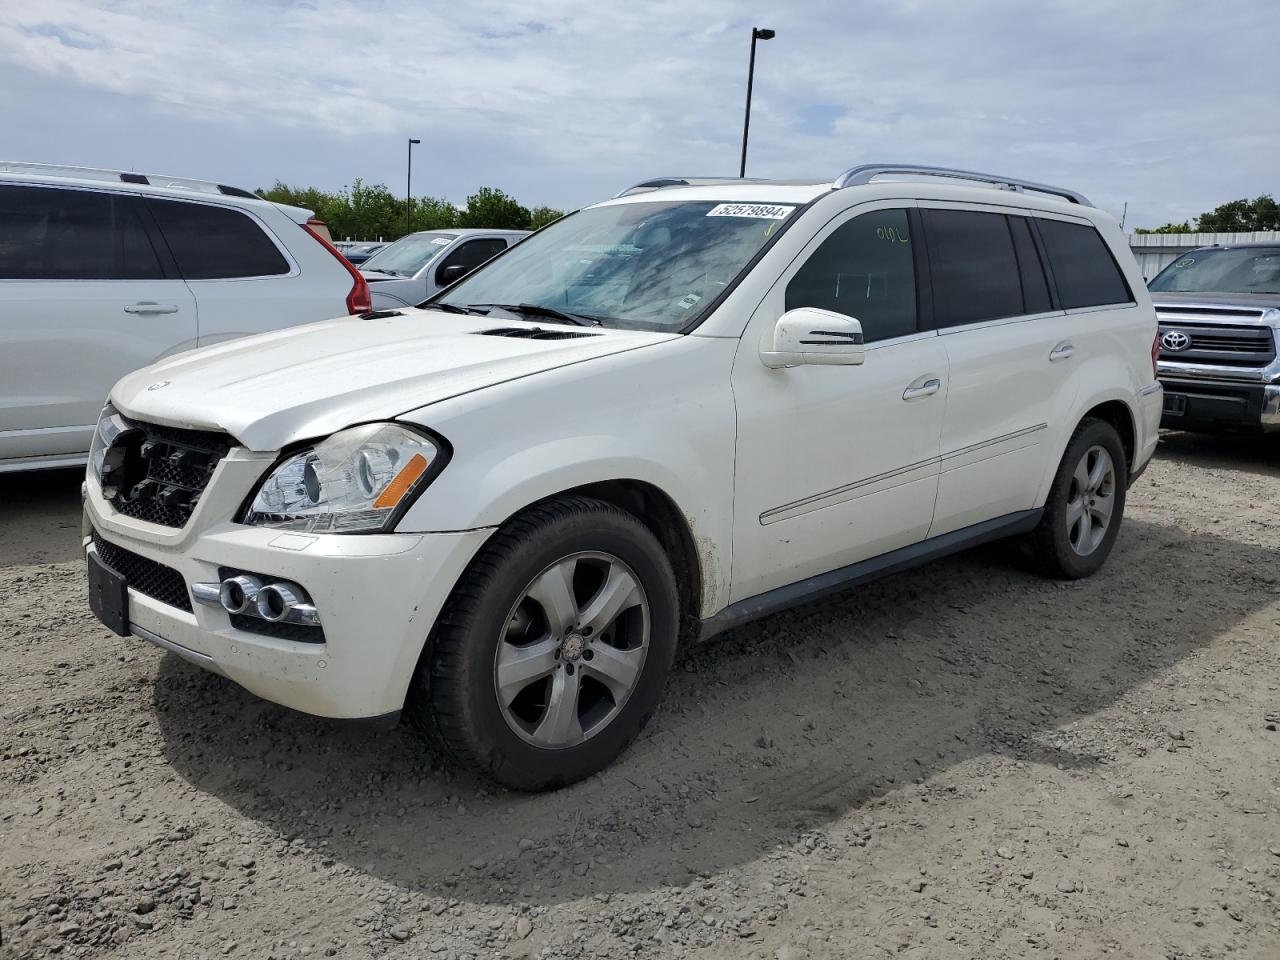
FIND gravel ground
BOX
[2,432,1279,960]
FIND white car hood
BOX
[112,309,677,451]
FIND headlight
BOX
[88,403,126,483]
[245,424,445,533]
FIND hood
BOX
[1151,291,1280,312]
[112,309,678,451]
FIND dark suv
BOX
[1149,243,1280,434]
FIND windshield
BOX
[1148,247,1280,294]
[435,199,799,330]
[361,233,454,277]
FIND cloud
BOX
[0,0,1275,225]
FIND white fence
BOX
[1128,231,1280,281]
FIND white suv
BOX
[0,162,370,473]
[83,164,1162,790]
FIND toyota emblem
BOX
[1160,330,1191,352]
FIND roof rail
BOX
[833,163,1091,206]
[0,161,261,201]
[613,176,775,199]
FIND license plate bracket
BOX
[87,550,130,637]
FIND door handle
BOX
[1049,343,1075,362]
[124,302,180,315]
[902,378,942,401]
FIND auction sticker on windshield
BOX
[706,203,795,219]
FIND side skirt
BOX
[696,508,1043,642]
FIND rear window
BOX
[0,185,163,280]
[147,199,289,280]
[922,209,1023,327]
[1036,219,1132,309]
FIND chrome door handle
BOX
[1049,343,1075,362]
[124,302,180,315]
[902,378,942,401]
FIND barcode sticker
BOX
[706,203,795,220]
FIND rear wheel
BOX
[1027,418,1127,579]
[411,496,679,791]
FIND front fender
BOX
[394,337,739,616]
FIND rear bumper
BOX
[1158,377,1280,434]
[1130,382,1163,486]
[84,482,493,718]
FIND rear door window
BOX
[147,199,289,280]
[1036,219,1132,309]
[921,209,1023,327]
[0,185,163,280]
[785,208,918,343]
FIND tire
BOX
[1027,417,1128,579]
[410,495,679,791]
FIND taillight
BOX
[302,218,371,315]
[1151,332,1160,378]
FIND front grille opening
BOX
[92,532,191,613]
[103,421,235,529]
[1158,323,1276,367]
[477,326,597,340]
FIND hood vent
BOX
[478,326,598,341]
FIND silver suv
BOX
[0,162,370,473]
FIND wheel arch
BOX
[1036,392,1140,507]
[1081,398,1136,474]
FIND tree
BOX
[411,196,460,232]
[1134,221,1192,235]
[1195,195,1280,233]
[459,187,531,230]
[255,180,558,239]
[528,205,566,230]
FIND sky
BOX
[0,0,1276,229]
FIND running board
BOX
[696,508,1043,641]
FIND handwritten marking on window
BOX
[876,225,909,244]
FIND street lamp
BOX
[739,27,775,178]
[405,138,421,236]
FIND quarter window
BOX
[147,199,289,280]
[785,208,917,343]
[1036,219,1132,309]
[0,185,163,280]
[921,209,1023,327]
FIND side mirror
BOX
[760,307,865,369]
[439,263,470,285]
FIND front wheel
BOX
[411,496,679,791]
[1026,418,1128,579]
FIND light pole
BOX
[405,138,421,236]
[739,27,775,178]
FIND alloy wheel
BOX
[1065,444,1116,557]
[494,551,650,748]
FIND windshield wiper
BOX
[429,301,488,315]
[470,303,605,327]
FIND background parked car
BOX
[341,241,387,266]
[1148,243,1280,435]
[0,161,370,473]
[360,228,528,309]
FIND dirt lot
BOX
[2,433,1279,960]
